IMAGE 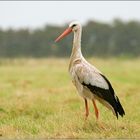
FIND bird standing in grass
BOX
[55,21,125,121]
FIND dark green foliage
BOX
[0,19,140,58]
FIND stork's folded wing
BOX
[74,63,109,90]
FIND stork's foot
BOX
[97,121,105,130]
[96,121,108,130]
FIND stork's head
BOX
[55,21,81,42]
[69,21,81,32]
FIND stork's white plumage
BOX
[55,21,125,120]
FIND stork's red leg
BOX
[92,99,99,120]
[84,98,89,120]
[92,100,106,129]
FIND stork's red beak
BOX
[55,27,72,42]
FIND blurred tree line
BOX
[0,19,140,58]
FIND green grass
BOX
[0,58,140,138]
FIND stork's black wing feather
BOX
[82,74,125,118]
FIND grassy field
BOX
[0,58,140,138]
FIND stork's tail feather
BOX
[113,96,125,118]
[100,74,125,118]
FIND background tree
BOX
[0,19,140,58]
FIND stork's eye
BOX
[72,24,77,28]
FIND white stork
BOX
[55,21,125,120]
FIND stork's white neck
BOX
[70,27,83,60]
